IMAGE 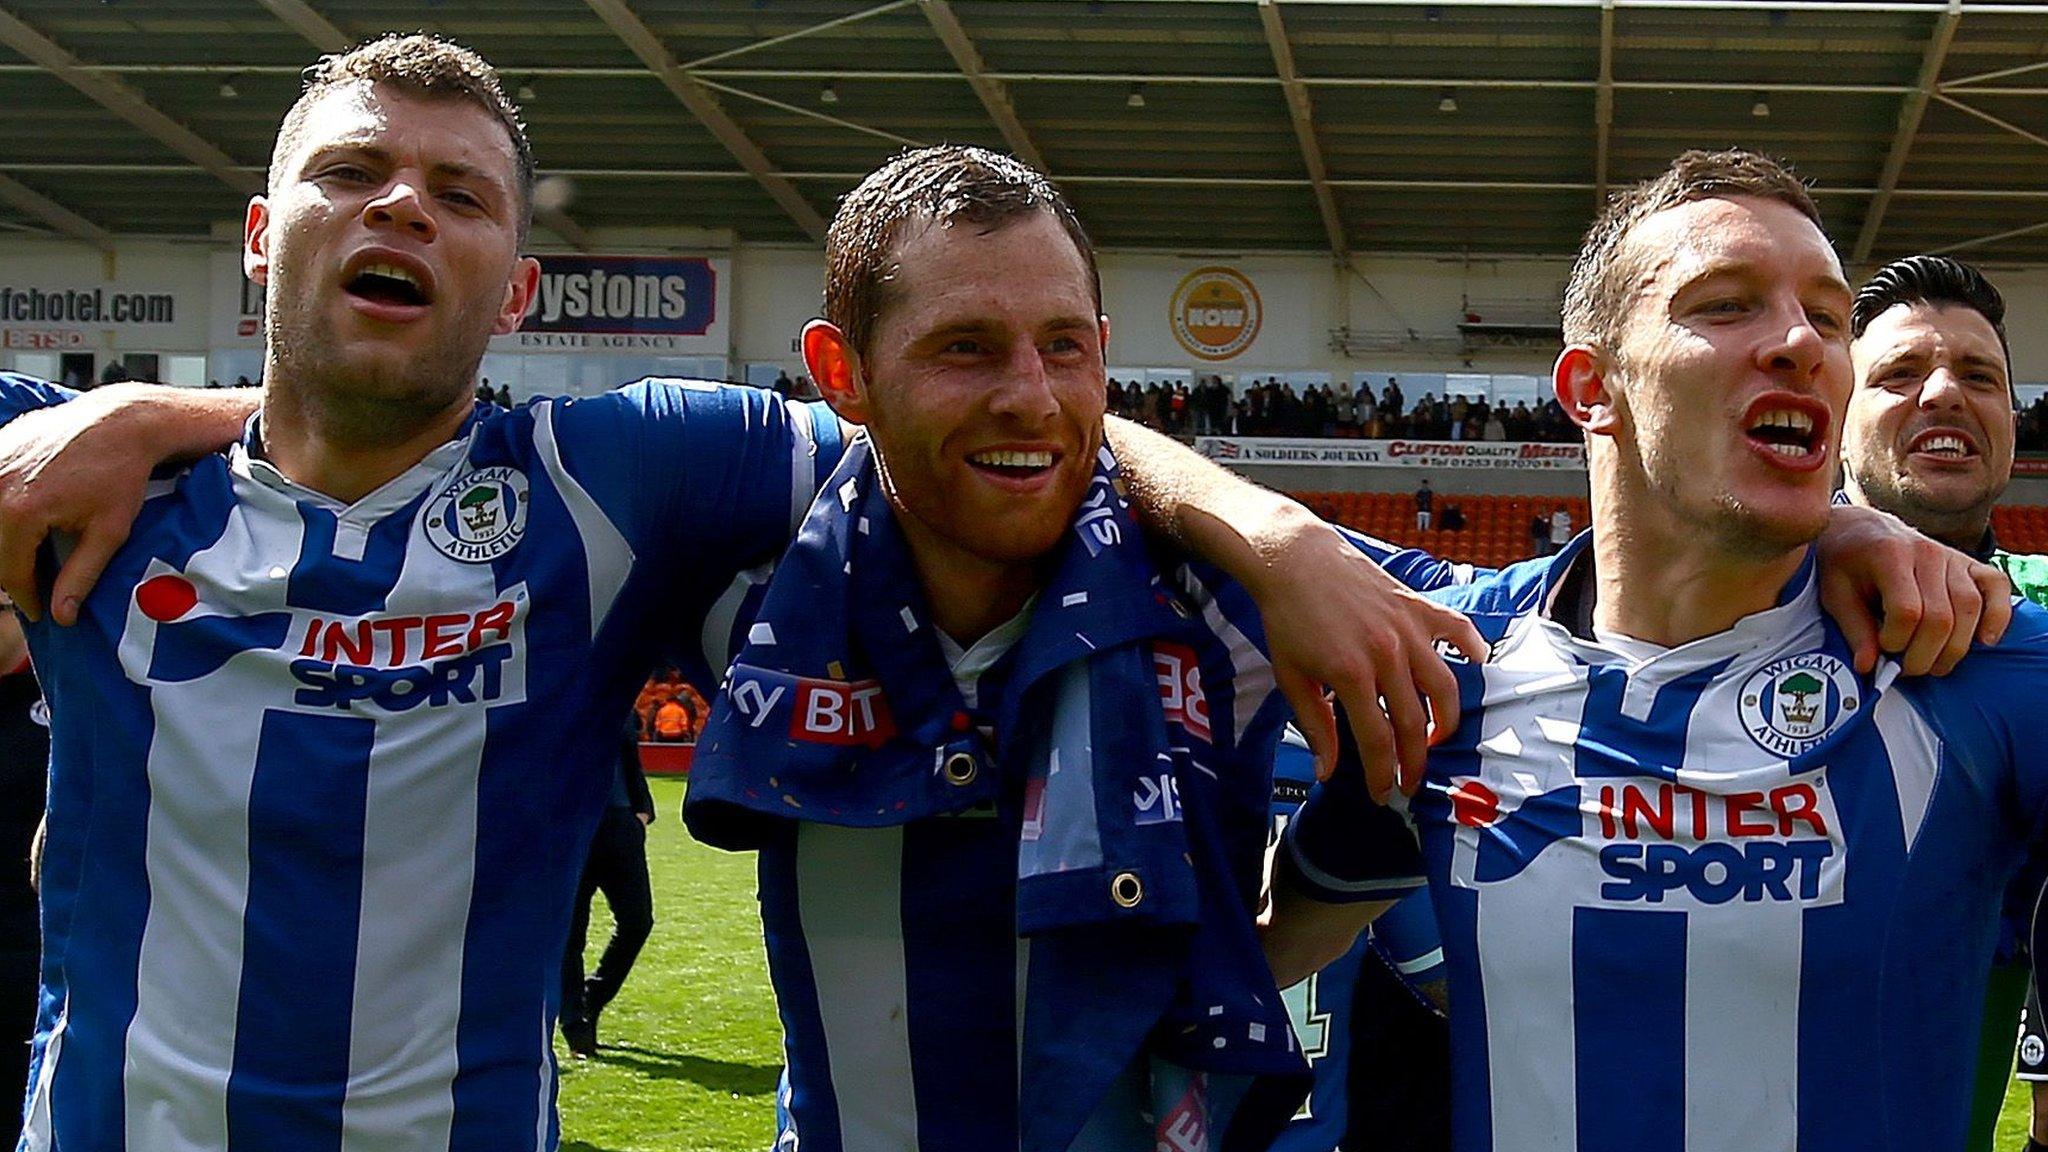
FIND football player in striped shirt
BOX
[681,144,1484,1152]
[0,35,850,1152]
[1300,149,2032,1152]
[0,45,1496,1152]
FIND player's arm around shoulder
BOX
[1105,416,1488,800]
[0,375,258,624]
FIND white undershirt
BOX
[933,596,1036,709]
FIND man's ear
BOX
[494,257,541,336]
[244,197,272,286]
[1554,344,1622,438]
[802,319,870,424]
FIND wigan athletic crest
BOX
[425,466,529,563]
[1738,652,1859,757]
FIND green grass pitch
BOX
[560,779,2039,1150]
[554,778,781,1152]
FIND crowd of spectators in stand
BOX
[633,668,708,744]
[64,364,2048,453]
[1106,374,1580,443]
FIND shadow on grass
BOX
[590,1043,781,1095]
[561,1143,623,1152]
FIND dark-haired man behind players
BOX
[1840,252,2048,1152]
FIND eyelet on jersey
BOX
[942,751,979,786]
[1110,871,1144,908]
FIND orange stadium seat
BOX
[1996,505,2048,555]
[1297,495,2048,564]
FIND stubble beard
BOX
[1640,438,1825,561]
[1618,380,1824,563]
[1845,452,1997,547]
[263,277,493,450]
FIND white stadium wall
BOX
[3,232,2047,451]
[727,244,1572,384]
[0,239,215,386]
[730,245,826,380]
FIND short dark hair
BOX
[824,145,1099,361]
[271,34,534,243]
[1563,149,1825,349]
[1851,254,2010,372]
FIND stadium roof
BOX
[3,0,2048,265]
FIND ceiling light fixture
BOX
[820,83,839,105]
[1127,84,1147,109]
[1438,88,1458,113]
[517,82,537,102]
[1751,92,1771,117]
[218,80,238,99]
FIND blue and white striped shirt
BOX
[1380,533,2048,1152]
[6,375,843,1152]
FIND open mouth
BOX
[966,447,1057,481]
[1744,405,1822,461]
[344,261,431,308]
[1908,427,1979,461]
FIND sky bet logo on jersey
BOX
[425,467,529,563]
[1153,641,1210,743]
[1448,764,1847,910]
[722,663,899,748]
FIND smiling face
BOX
[819,208,1108,579]
[247,79,537,441]
[1844,301,2014,545]
[1583,195,1853,557]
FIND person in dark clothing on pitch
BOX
[559,721,656,1057]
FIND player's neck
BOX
[1588,485,1808,649]
[1912,512,1993,557]
[1591,536,1804,648]
[258,379,473,505]
[893,514,1047,648]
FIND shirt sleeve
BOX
[1333,525,1487,593]
[540,379,847,577]
[0,373,76,425]
[1368,888,1446,984]
[1901,601,2048,848]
